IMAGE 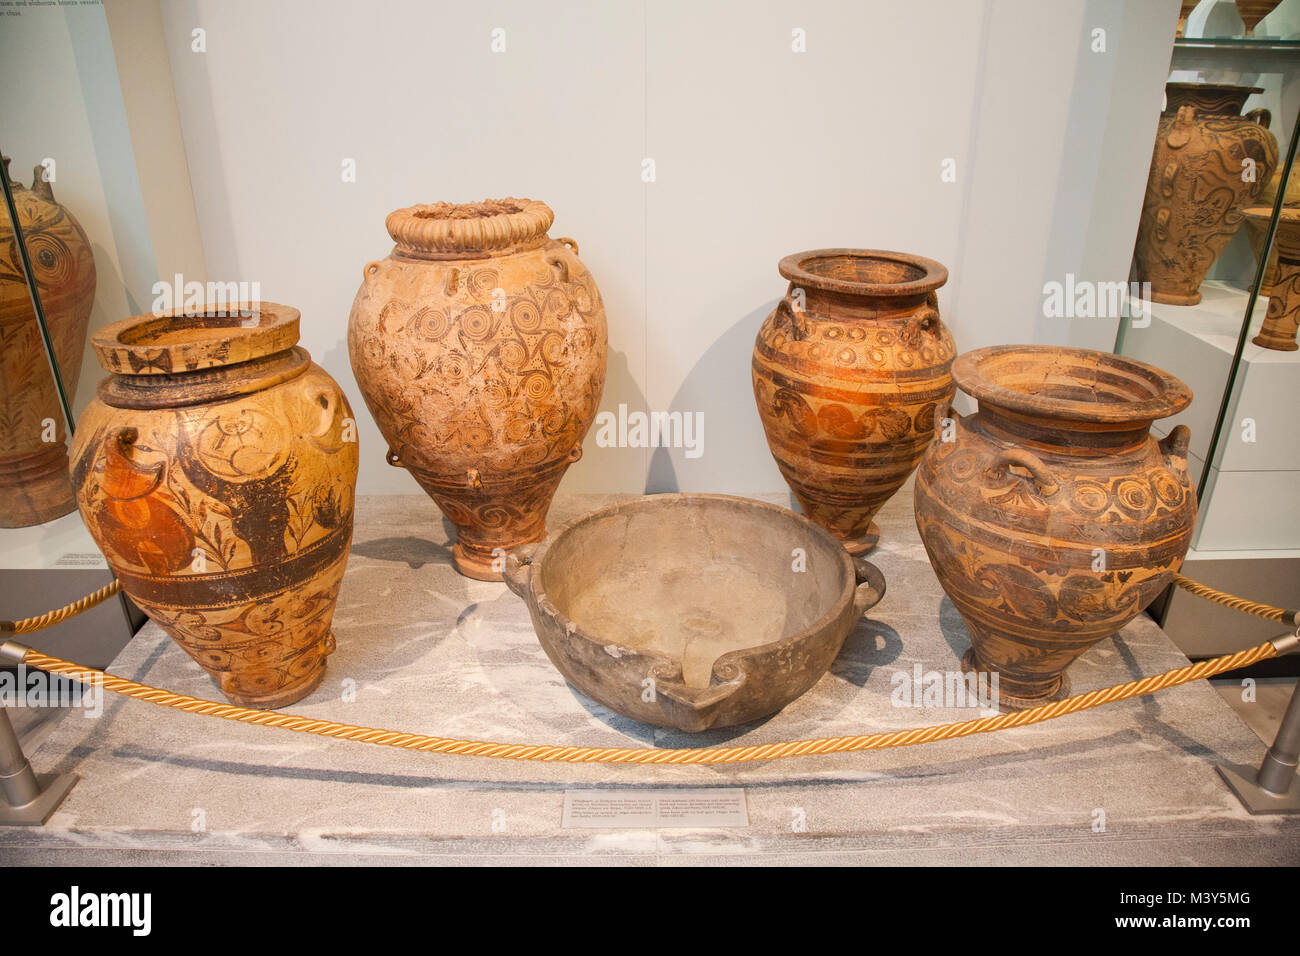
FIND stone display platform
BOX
[2,482,1296,866]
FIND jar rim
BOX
[953,345,1192,424]
[385,198,553,256]
[91,302,299,376]
[778,248,948,298]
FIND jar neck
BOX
[793,283,932,321]
[391,234,549,262]
[96,347,309,410]
[973,402,1155,457]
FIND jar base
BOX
[960,648,1071,713]
[839,521,880,556]
[1148,289,1202,306]
[1252,332,1299,351]
[0,468,77,529]
[453,541,505,581]
[214,656,329,710]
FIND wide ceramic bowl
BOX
[504,493,885,732]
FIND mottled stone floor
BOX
[3,480,1295,865]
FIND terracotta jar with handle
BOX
[1135,82,1277,306]
[348,199,607,580]
[70,303,358,708]
[752,248,955,554]
[0,158,96,527]
[914,346,1196,710]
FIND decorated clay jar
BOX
[0,158,96,527]
[752,249,956,553]
[914,346,1196,710]
[1237,0,1282,36]
[1245,206,1300,350]
[1135,82,1277,306]
[1243,162,1300,296]
[70,304,359,709]
[348,199,607,580]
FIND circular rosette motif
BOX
[192,409,291,481]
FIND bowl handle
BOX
[503,542,540,598]
[853,558,886,615]
[651,668,747,733]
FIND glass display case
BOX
[1116,0,1300,663]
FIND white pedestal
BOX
[1122,280,1300,554]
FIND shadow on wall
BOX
[568,346,647,495]
[76,242,138,417]
[644,299,791,503]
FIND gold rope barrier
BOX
[4,579,121,636]
[0,572,1292,764]
[10,641,1280,764]
[1171,572,1299,626]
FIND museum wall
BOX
[130,0,1177,495]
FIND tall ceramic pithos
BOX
[70,304,359,709]
[914,346,1196,710]
[0,159,96,527]
[348,199,607,580]
[1135,82,1277,305]
[752,249,955,553]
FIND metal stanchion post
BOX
[1218,632,1300,813]
[0,641,77,825]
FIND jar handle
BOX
[932,398,962,442]
[1159,425,1191,473]
[1166,105,1195,149]
[775,296,808,341]
[1247,107,1272,130]
[990,448,1060,497]
[556,236,579,255]
[385,447,404,468]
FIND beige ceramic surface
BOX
[348,199,607,581]
[504,494,884,732]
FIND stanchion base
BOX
[1216,764,1300,814]
[0,773,77,826]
